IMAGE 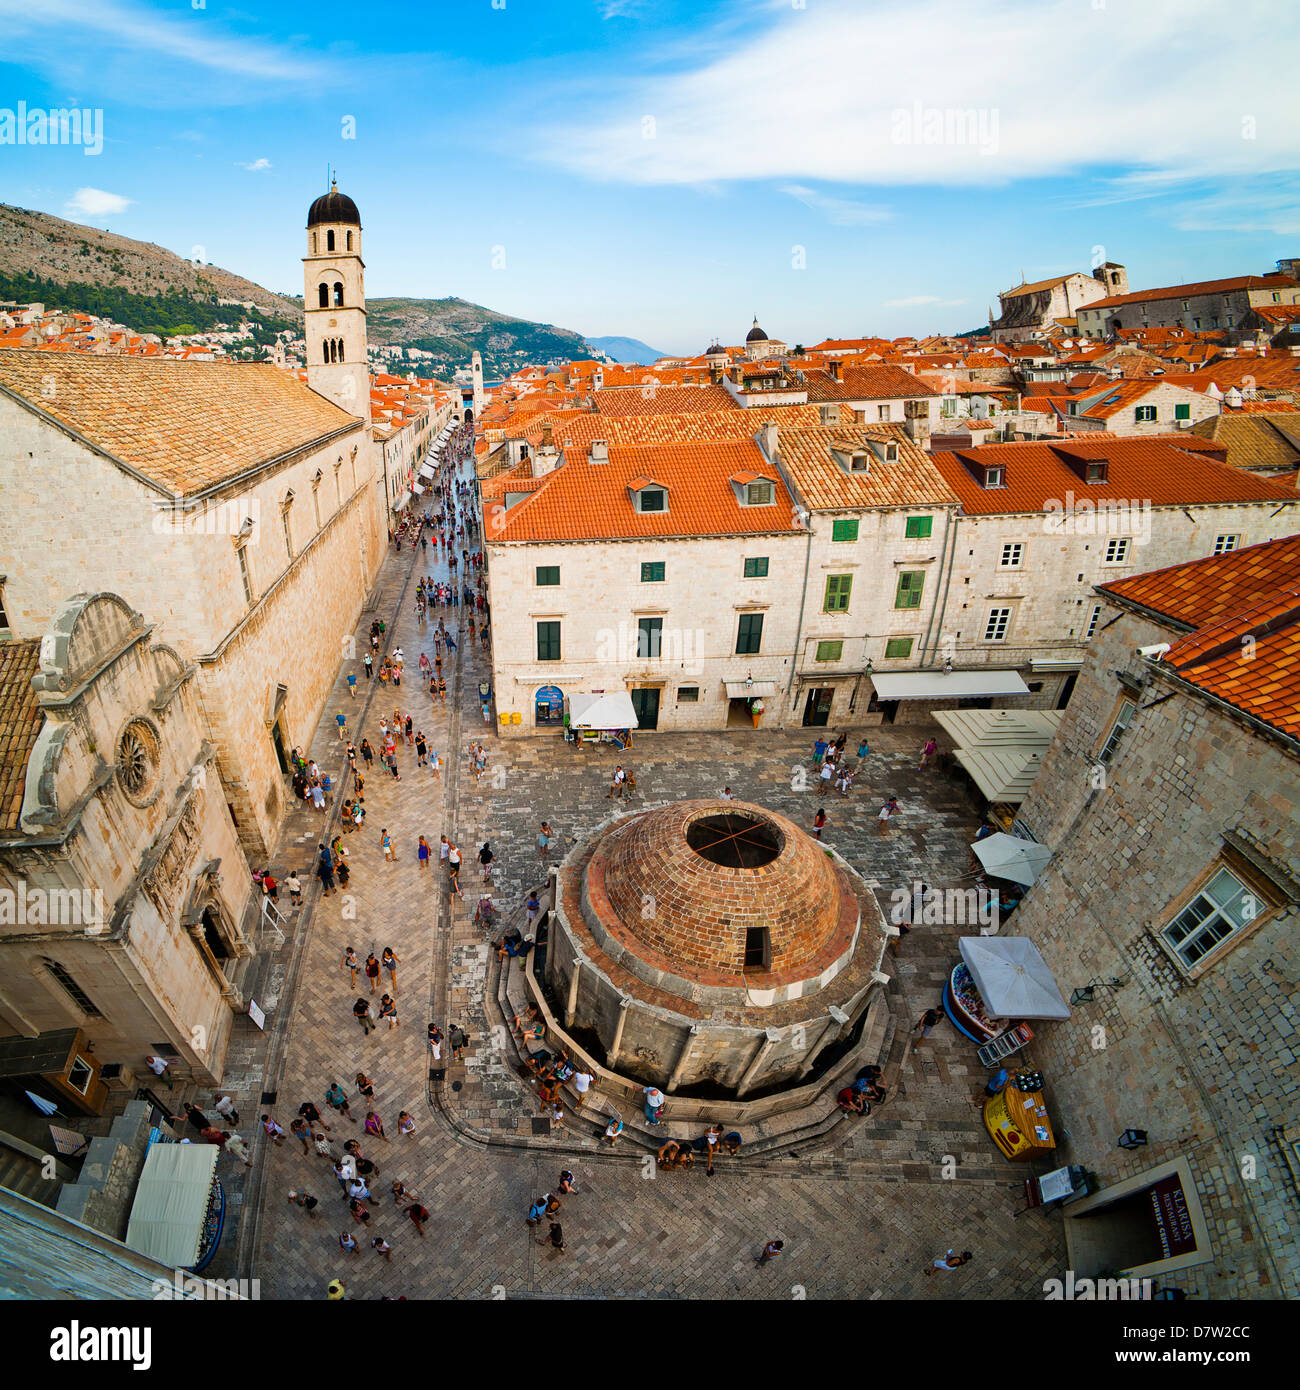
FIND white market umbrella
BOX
[971,832,1052,887]
[959,937,1070,1020]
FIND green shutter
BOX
[815,640,844,661]
[537,622,561,661]
[535,565,560,586]
[831,518,859,542]
[895,572,924,609]
[904,515,933,539]
[884,637,914,659]
[641,561,665,582]
[736,613,763,654]
[824,575,852,612]
[1174,403,1190,420]
[743,557,769,578]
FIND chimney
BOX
[541,420,554,448]
[757,422,778,460]
[589,439,609,464]
[829,358,843,381]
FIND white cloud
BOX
[238,158,273,172]
[540,0,1300,188]
[781,185,891,226]
[884,295,967,308]
[64,187,132,218]
[0,0,328,83]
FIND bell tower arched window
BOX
[311,231,318,254]
[326,229,335,251]
[333,282,344,307]
[337,339,344,362]
[346,230,353,251]
[318,283,329,308]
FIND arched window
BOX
[318,282,329,308]
[326,229,335,251]
[346,230,353,251]
[323,341,331,364]
[337,340,345,362]
[333,282,344,307]
[311,232,318,254]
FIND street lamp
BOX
[1069,977,1126,1005]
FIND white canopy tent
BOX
[125,1142,219,1269]
[933,708,1063,804]
[871,670,1030,701]
[959,936,1070,1020]
[568,691,639,730]
[972,832,1052,886]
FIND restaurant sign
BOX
[1148,1173,1197,1259]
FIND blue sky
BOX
[1,0,1298,355]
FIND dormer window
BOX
[744,481,774,506]
[883,441,899,462]
[635,485,667,513]
[832,446,871,473]
[1085,461,1107,483]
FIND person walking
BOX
[397,1110,416,1137]
[925,1249,973,1275]
[222,1132,252,1166]
[360,738,374,771]
[448,1024,468,1061]
[538,1221,565,1253]
[288,1189,320,1218]
[415,732,428,767]
[447,843,463,899]
[427,1022,443,1062]
[857,737,869,759]
[914,1006,944,1045]
[355,1072,376,1108]
[643,1086,665,1125]
[298,1099,330,1133]
[379,993,399,1029]
[339,1231,359,1256]
[478,841,494,882]
[417,835,431,872]
[363,654,373,681]
[290,1117,314,1154]
[877,797,900,835]
[181,1102,210,1136]
[261,1114,287,1147]
[812,807,827,839]
[364,1109,389,1143]
[326,1081,355,1121]
[213,1093,240,1128]
[371,1236,392,1262]
[602,1114,624,1145]
[317,843,336,898]
[336,711,348,741]
[365,953,381,993]
[353,996,375,1035]
[381,947,400,990]
[342,946,360,989]
[919,737,938,770]
[756,1239,784,1267]
[406,1201,430,1237]
[537,822,553,862]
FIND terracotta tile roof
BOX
[773,425,957,512]
[802,364,940,402]
[1084,273,1298,311]
[929,437,1297,515]
[1000,274,1077,299]
[1189,412,1300,471]
[1100,535,1300,741]
[0,640,42,834]
[480,439,800,543]
[593,384,738,417]
[527,404,831,454]
[1181,355,1300,394]
[0,348,361,495]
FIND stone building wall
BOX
[486,530,808,735]
[1009,601,1300,1298]
[55,1098,154,1242]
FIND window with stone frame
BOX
[1095,693,1137,765]
[0,577,9,633]
[1157,856,1286,977]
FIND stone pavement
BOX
[213,452,1065,1299]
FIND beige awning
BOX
[932,708,1063,804]
[724,680,777,699]
[125,1142,218,1269]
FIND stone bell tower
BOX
[303,178,370,419]
[471,350,484,420]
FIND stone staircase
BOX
[483,892,896,1161]
[0,1133,66,1207]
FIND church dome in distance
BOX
[705,341,725,356]
[307,179,361,228]
[746,318,768,343]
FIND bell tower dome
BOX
[303,178,369,420]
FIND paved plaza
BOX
[208,460,1066,1301]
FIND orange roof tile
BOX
[481,440,800,543]
[929,437,1296,515]
[1084,273,1298,311]
[593,384,738,418]
[1100,535,1300,741]
[0,640,42,833]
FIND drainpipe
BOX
[785,516,815,719]
[607,996,632,1069]
[922,509,960,665]
[666,1024,699,1094]
[736,1027,781,1097]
